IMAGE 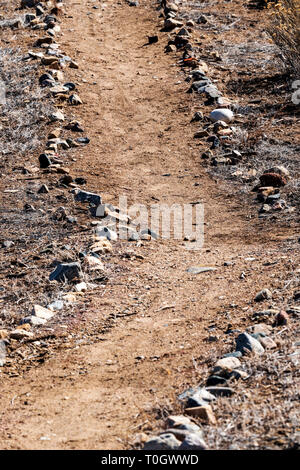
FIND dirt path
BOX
[0,0,296,450]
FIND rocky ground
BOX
[0,0,299,450]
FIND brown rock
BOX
[274,310,289,326]
[260,336,277,349]
[264,166,290,179]
[59,175,73,186]
[217,128,233,136]
[164,18,183,31]
[10,329,33,340]
[48,128,61,139]
[246,324,272,335]
[55,167,70,174]
[0,330,9,339]
[69,60,79,69]
[257,186,277,197]
[185,405,216,424]
[194,130,209,139]
[41,56,59,66]
[16,323,31,331]
[259,173,287,188]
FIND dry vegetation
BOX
[267,0,300,75]
[0,48,52,157]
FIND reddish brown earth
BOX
[0,0,299,450]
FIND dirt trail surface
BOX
[0,0,299,450]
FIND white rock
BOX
[32,305,55,320]
[85,256,105,271]
[22,316,47,326]
[75,281,87,292]
[209,108,234,123]
[48,300,64,311]
[50,111,65,122]
[215,356,241,370]
[96,226,118,241]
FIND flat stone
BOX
[49,262,82,282]
[206,375,227,386]
[185,405,216,424]
[164,18,183,31]
[143,433,181,450]
[189,79,211,93]
[49,85,69,95]
[222,351,243,359]
[10,329,34,340]
[194,130,209,139]
[203,85,221,100]
[215,356,241,370]
[74,189,101,206]
[69,60,79,69]
[259,336,277,349]
[186,266,217,274]
[22,316,47,326]
[179,434,208,450]
[162,428,199,442]
[76,137,90,144]
[246,324,272,335]
[179,387,216,408]
[253,309,279,318]
[166,416,200,433]
[32,305,55,320]
[205,386,235,397]
[235,332,265,355]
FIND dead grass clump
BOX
[267,0,300,76]
[0,47,53,158]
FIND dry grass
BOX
[137,318,300,449]
[267,0,300,75]
[0,47,53,158]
